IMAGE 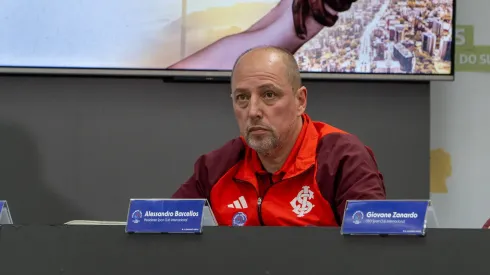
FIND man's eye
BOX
[264,91,275,99]
[236,94,248,101]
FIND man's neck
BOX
[258,118,303,173]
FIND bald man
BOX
[172,46,386,227]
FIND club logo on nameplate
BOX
[341,200,430,236]
[125,199,207,234]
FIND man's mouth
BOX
[248,127,269,133]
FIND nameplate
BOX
[341,200,430,236]
[125,199,211,234]
[0,200,13,225]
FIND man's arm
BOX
[316,133,386,225]
[171,154,211,199]
[245,1,286,32]
[171,138,245,199]
[168,0,326,70]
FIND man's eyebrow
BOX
[257,84,280,91]
[233,84,280,95]
[233,88,249,94]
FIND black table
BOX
[0,225,488,275]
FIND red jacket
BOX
[172,114,386,226]
[483,219,490,229]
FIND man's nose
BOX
[248,95,263,118]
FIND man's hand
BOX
[293,0,358,39]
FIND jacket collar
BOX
[234,114,318,186]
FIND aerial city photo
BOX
[295,0,453,74]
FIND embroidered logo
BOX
[290,186,315,217]
[232,212,247,226]
[227,196,248,209]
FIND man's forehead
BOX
[235,50,286,69]
[232,57,289,84]
[231,48,300,91]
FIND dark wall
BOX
[0,76,430,224]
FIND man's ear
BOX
[296,86,307,115]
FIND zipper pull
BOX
[257,197,264,226]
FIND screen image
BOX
[0,0,455,81]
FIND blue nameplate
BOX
[125,199,207,234]
[0,200,13,225]
[341,200,430,236]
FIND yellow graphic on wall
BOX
[430,148,452,193]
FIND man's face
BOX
[231,51,306,154]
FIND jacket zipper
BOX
[257,197,264,225]
[234,177,270,226]
[257,173,274,226]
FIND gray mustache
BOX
[247,125,272,132]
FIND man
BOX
[172,46,386,226]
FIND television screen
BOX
[0,0,455,81]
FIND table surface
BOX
[0,225,488,275]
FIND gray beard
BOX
[246,134,278,155]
